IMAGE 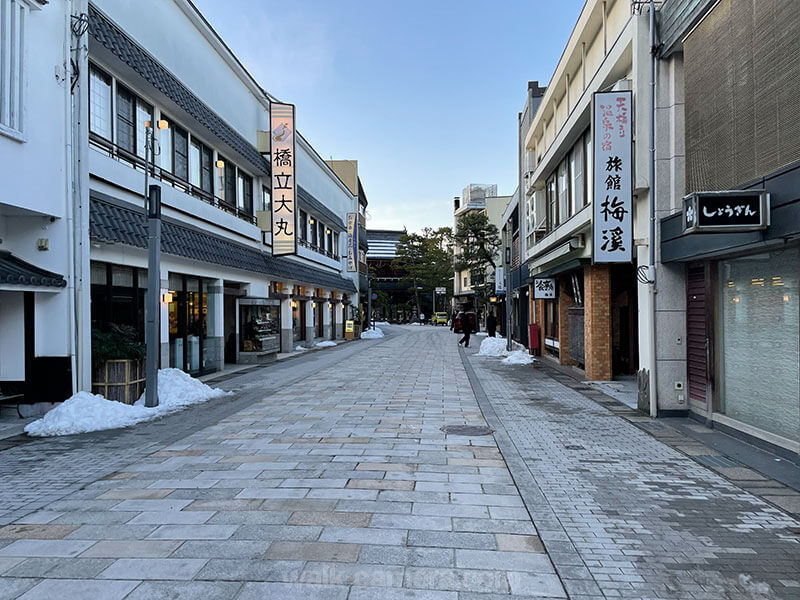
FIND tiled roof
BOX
[90,196,357,293]
[297,186,346,231]
[0,251,67,288]
[88,4,270,177]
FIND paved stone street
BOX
[0,325,798,599]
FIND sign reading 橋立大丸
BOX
[270,103,297,256]
[682,191,769,234]
[592,91,632,264]
[533,277,556,299]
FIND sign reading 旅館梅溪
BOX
[682,191,769,234]
[592,91,632,264]
[533,277,556,299]
[270,103,297,256]
[346,213,357,272]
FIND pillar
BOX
[322,296,332,340]
[584,264,612,381]
[280,297,293,353]
[558,278,577,366]
[205,279,225,372]
[159,267,170,369]
[304,300,315,344]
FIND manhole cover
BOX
[441,425,494,436]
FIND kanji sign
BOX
[346,213,357,272]
[682,191,769,233]
[495,267,506,294]
[592,91,632,263]
[533,277,556,299]
[270,103,297,256]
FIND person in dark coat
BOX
[458,312,473,348]
[486,312,497,338]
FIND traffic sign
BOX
[370,292,377,300]
[435,287,446,294]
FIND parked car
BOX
[453,311,476,334]
[432,312,449,325]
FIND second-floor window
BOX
[299,210,308,241]
[0,0,28,137]
[89,66,112,139]
[237,172,253,214]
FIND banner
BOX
[270,103,297,256]
[592,91,632,263]
[346,213,357,272]
[495,267,506,294]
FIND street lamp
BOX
[143,119,167,408]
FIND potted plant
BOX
[91,324,146,404]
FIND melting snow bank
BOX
[361,327,384,339]
[475,332,488,337]
[24,368,231,437]
[476,337,536,366]
[315,341,337,348]
[477,337,509,357]
[295,346,308,351]
[501,350,536,365]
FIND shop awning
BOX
[527,258,589,281]
[90,195,357,294]
[0,251,67,290]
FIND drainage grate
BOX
[441,425,494,436]
[694,454,739,468]
[564,444,585,451]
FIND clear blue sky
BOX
[192,0,585,233]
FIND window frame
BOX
[0,0,29,139]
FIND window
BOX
[333,232,339,257]
[327,228,333,254]
[135,99,152,159]
[238,171,252,214]
[159,117,173,173]
[116,85,136,154]
[189,140,201,187]
[262,186,270,212]
[224,161,236,206]
[89,65,112,139]
[570,141,584,215]
[173,126,188,181]
[299,210,307,241]
[200,145,212,194]
[585,131,593,206]
[310,217,318,247]
[0,0,28,136]
[546,175,557,232]
[557,159,569,225]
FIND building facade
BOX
[522,0,651,384]
[656,0,800,455]
[1,0,364,407]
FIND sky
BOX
[192,0,585,233]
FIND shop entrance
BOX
[610,264,639,376]
[168,274,210,375]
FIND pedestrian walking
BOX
[487,312,497,337]
[457,312,474,348]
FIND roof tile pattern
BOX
[0,251,67,288]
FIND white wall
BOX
[0,292,25,379]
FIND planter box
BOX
[92,359,145,405]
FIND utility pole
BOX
[505,244,512,353]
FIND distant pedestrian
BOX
[457,312,473,348]
[487,312,497,338]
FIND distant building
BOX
[366,229,416,322]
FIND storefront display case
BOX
[238,298,280,362]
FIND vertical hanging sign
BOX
[346,213,357,272]
[270,103,297,256]
[592,91,632,263]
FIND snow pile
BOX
[295,346,307,351]
[501,350,535,365]
[477,336,509,357]
[361,327,384,339]
[25,369,231,437]
[315,341,337,348]
[375,321,389,326]
[476,332,488,337]
[409,322,421,326]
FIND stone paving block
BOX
[412,504,489,519]
[236,488,308,499]
[126,510,216,525]
[319,526,407,546]
[171,540,270,559]
[378,491,449,504]
[488,506,530,520]
[359,545,455,568]
[455,549,554,573]
[266,540,361,562]
[16,578,139,600]
[407,531,496,550]
[0,539,94,557]
[99,557,207,580]
[415,482,483,494]
[452,518,536,535]
[0,524,78,539]
[356,462,415,473]
[0,556,23,574]
[96,488,174,500]
[335,500,412,514]
[496,534,546,553]
[124,580,243,600]
[288,511,372,527]
[207,510,291,525]
[506,571,568,598]
[450,494,524,507]
[13,512,63,525]
[109,499,192,512]
[348,587,457,600]
[183,499,263,511]
[299,561,405,586]
[230,524,323,541]
[64,525,157,540]
[262,498,338,512]
[0,577,39,599]
[26,557,115,578]
[371,514,452,531]
[194,558,304,582]
[235,581,349,600]
[145,524,238,540]
[346,479,415,491]
[51,511,139,525]
[403,566,509,593]
[80,540,181,558]
[280,478,349,488]
[307,489,378,501]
